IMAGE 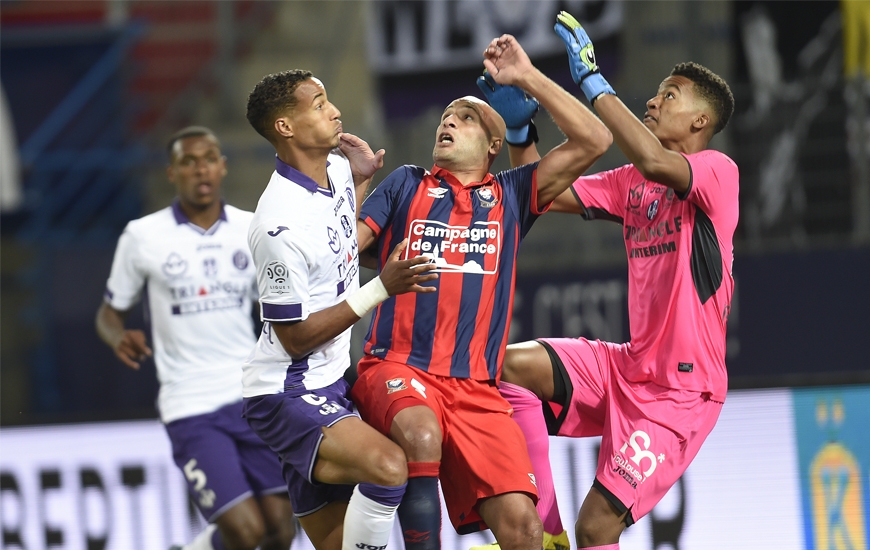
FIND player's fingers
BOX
[339,132,362,145]
[129,334,153,356]
[388,238,409,261]
[413,272,439,283]
[116,350,141,370]
[411,284,438,294]
[497,34,516,48]
[483,59,499,77]
[373,149,385,168]
[404,254,435,267]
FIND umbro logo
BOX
[427,188,448,199]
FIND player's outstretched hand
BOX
[114,329,152,370]
[476,71,539,146]
[554,11,615,104]
[339,132,385,184]
[379,239,438,296]
[483,34,534,87]
[476,71,539,130]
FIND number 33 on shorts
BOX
[302,393,343,415]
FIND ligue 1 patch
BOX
[266,261,289,283]
[678,362,694,373]
[647,199,660,220]
[476,187,498,208]
[427,187,449,199]
[386,378,408,393]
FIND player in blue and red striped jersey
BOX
[350,35,611,550]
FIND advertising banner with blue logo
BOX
[4,385,869,549]
[793,386,869,550]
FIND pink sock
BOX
[580,545,619,550]
[499,381,564,535]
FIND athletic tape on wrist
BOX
[346,276,389,317]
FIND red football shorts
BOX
[353,356,538,531]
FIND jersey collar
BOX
[171,199,227,232]
[430,164,496,190]
[275,155,334,197]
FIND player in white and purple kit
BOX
[492,12,739,550]
[97,127,295,550]
[241,70,437,550]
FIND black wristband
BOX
[506,120,539,147]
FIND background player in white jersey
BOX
[242,70,438,550]
[482,12,738,550]
[96,127,295,550]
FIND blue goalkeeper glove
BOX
[476,71,540,146]
[554,11,616,104]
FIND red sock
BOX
[499,381,564,535]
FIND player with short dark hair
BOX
[241,70,438,550]
[97,126,296,550]
[350,34,611,550]
[492,12,738,550]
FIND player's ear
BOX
[692,112,710,132]
[274,116,293,139]
[489,137,503,157]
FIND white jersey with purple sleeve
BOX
[571,149,739,401]
[103,202,258,423]
[241,152,360,397]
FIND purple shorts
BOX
[242,378,357,516]
[539,338,723,525]
[164,400,287,522]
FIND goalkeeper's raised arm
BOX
[483,33,611,210]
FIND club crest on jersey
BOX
[162,253,188,278]
[327,226,341,254]
[203,257,218,277]
[647,199,660,220]
[385,378,407,394]
[476,187,498,208]
[628,182,644,209]
[340,215,353,238]
[233,250,249,270]
[427,187,449,199]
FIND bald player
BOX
[350,35,611,550]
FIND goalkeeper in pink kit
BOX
[480,11,738,550]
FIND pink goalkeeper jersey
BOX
[572,150,739,401]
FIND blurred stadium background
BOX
[0,1,868,549]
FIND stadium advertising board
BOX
[3,386,867,549]
[366,0,623,74]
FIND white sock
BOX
[184,524,218,550]
[342,485,400,550]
